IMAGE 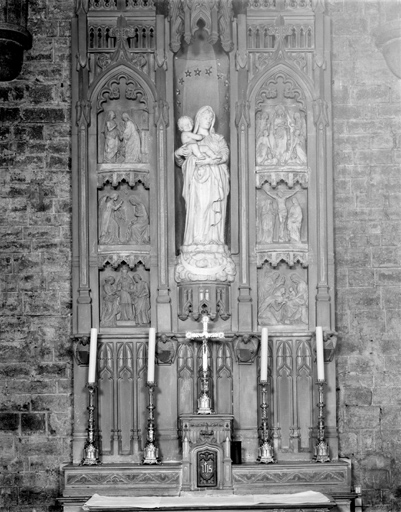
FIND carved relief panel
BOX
[256,184,307,246]
[258,263,308,328]
[97,73,150,165]
[98,183,150,247]
[100,264,151,328]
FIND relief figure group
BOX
[101,267,150,327]
[256,105,307,167]
[99,192,150,245]
[258,270,308,326]
[103,110,142,163]
[258,184,303,244]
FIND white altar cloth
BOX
[83,491,332,510]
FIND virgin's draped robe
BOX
[178,133,229,246]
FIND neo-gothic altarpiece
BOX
[63,1,354,511]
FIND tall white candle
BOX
[88,328,98,384]
[316,326,325,381]
[202,343,208,372]
[261,327,268,382]
[147,328,156,383]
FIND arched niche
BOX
[246,63,317,332]
[85,63,159,332]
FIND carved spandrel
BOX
[100,264,150,328]
[98,183,150,246]
[258,264,308,327]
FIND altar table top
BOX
[83,491,335,511]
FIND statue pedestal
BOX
[177,282,231,322]
[175,244,236,283]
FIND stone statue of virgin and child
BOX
[174,106,235,282]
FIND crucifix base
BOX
[197,393,212,415]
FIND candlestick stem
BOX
[81,383,101,466]
[257,381,275,464]
[197,338,212,414]
[143,382,160,464]
[312,380,331,463]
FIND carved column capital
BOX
[313,98,329,129]
[76,100,91,127]
[235,101,250,128]
[235,50,249,71]
[154,99,169,127]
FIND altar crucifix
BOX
[186,315,225,415]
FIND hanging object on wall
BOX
[0,0,32,81]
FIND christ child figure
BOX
[177,115,217,160]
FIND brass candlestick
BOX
[81,383,101,466]
[143,382,160,464]
[312,380,330,463]
[257,381,275,464]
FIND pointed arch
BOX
[247,61,315,106]
[89,61,158,107]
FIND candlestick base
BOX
[143,442,160,465]
[197,392,212,414]
[257,440,275,464]
[81,443,101,466]
[313,439,331,463]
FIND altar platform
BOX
[82,491,336,512]
[60,461,354,512]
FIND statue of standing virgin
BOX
[174,106,236,283]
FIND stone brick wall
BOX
[329,0,401,510]
[0,0,74,510]
[0,0,400,511]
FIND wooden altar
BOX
[63,0,351,510]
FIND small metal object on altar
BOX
[143,382,160,464]
[257,380,275,464]
[312,379,331,463]
[81,383,101,466]
[197,368,213,415]
[186,315,225,415]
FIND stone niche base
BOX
[60,460,353,512]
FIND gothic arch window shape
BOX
[216,342,233,414]
[178,343,194,414]
[117,342,135,455]
[98,342,115,455]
